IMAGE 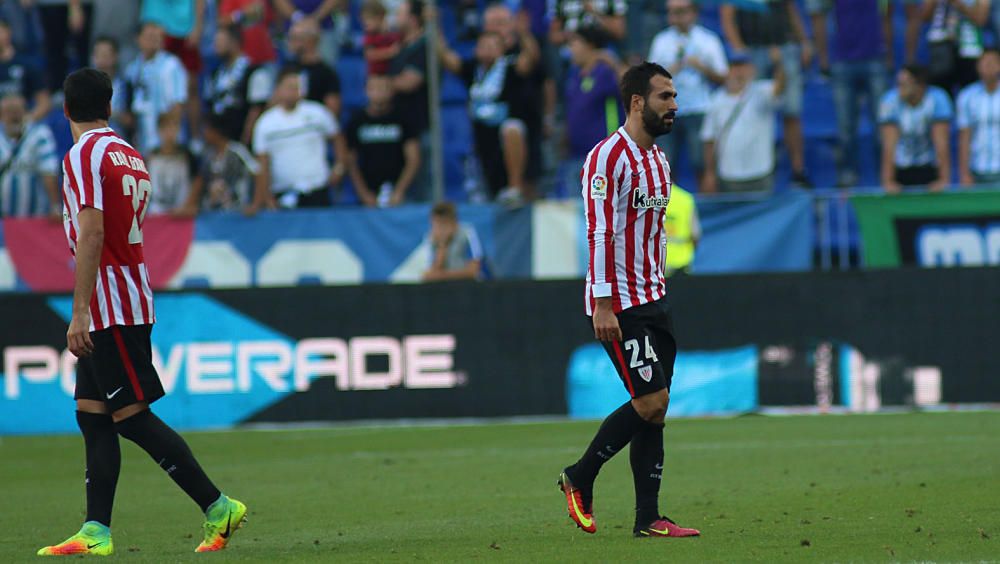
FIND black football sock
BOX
[77,411,121,527]
[566,401,647,491]
[630,421,665,530]
[116,410,221,512]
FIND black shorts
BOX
[590,297,677,398]
[74,324,165,412]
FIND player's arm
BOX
[879,123,901,193]
[67,208,103,357]
[584,154,623,342]
[391,138,421,205]
[929,120,951,191]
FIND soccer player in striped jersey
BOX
[36,69,247,557]
[0,93,60,219]
[558,62,700,539]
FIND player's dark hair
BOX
[982,47,1000,59]
[431,201,457,220]
[204,112,229,134]
[902,64,929,85]
[276,65,301,85]
[93,35,119,53]
[218,24,243,46]
[63,68,113,123]
[620,62,673,107]
[0,19,11,31]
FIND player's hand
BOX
[960,172,974,187]
[592,301,622,342]
[928,179,947,192]
[67,313,94,358]
[48,208,64,224]
[883,180,902,194]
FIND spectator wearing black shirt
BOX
[389,0,430,134]
[345,74,421,207]
[548,0,627,47]
[207,25,274,145]
[287,17,342,117]
[0,20,50,122]
[439,29,540,205]
[483,3,546,199]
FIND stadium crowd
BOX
[0,0,999,218]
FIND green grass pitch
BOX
[1,412,997,562]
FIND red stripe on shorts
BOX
[111,326,144,401]
[611,340,635,397]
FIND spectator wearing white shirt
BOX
[123,22,188,153]
[957,49,1000,186]
[252,66,348,210]
[701,50,785,193]
[0,93,59,219]
[648,0,727,188]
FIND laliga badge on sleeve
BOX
[590,174,608,200]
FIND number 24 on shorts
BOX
[623,336,659,368]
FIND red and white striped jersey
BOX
[583,126,672,315]
[62,127,155,331]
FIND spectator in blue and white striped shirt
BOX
[123,22,188,153]
[957,49,1000,187]
[878,65,954,194]
[0,93,59,219]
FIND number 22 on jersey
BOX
[122,174,151,244]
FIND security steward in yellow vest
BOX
[663,184,701,275]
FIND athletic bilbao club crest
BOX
[639,365,653,382]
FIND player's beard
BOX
[642,103,674,138]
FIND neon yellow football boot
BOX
[37,521,113,556]
[195,495,247,553]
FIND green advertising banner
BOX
[851,189,1000,268]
